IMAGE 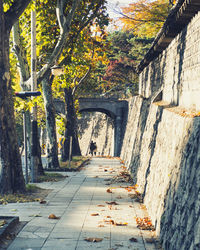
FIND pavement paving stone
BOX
[2,157,159,250]
[8,237,46,249]
[42,239,78,250]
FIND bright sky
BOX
[106,0,134,19]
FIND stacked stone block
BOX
[139,11,200,110]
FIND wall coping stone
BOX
[137,0,200,72]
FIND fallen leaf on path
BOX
[91,213,99,216]
[106,188,112,193]
[104,178,111,181]
[106,201,119,205]
[48,214,60,219]
[115,222,128,226]
[104,169,108,172]
[106,216,111,218]
[0,220,7,227]
[98,224,105,227]
[115,243,124,247]
[129,237,138,242]
[97,205,105,207]
[104,219,115,225]
[39,200,47,204]
[136,217,155,231]
[84,237,103,242]
[29,214,42,217]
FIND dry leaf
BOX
[84,237,103,242]
[29,214,42,217]
[104,219,115,225]
[106,216,111,218]
[0,220,7,227]
[91,213,99,216]
[98,225,105,227]
[48,214,60,219]
[106,188,112,193]
[129,237,138,242]
[106,201,119,205]
[39,200,47,204]
[136,217,155,231]
[97,205,105,207]
[115,243,124,247]
[115,222,128,226]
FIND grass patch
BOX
[37,172,65,182]
[26,184,40,192]
[0,193,40,204]
[0,184,48,204]
[59,156,89,170]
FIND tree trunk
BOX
[42,75,60,169]
[0,8,25,194]
[37,136,44,175]
[61,87,81,161]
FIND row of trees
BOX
[0,0,172,194]
[0,0,109,194]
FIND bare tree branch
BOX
[25,0,81,86]
[12,21,31,89]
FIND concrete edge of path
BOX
[0,216,19,240]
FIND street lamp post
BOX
[15,91,41,183]
[50,65,72,167]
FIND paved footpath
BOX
[1,158,158,250]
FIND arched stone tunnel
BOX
[54,97,128,156]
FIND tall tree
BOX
[93,30,152,97]
[55,27,109,160]
[12,0,108,167]
[0,0,31,194]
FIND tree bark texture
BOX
[42,75,60,169]
[62,87,81,161]
[0,1,29,194]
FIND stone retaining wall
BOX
[120,96,200,249]
[139,11,200,111]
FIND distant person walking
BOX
[90,140,97,156]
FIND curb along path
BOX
[3,157,158,250]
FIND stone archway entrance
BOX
[54,97,128,156]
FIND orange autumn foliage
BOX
[120,0,170,38]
